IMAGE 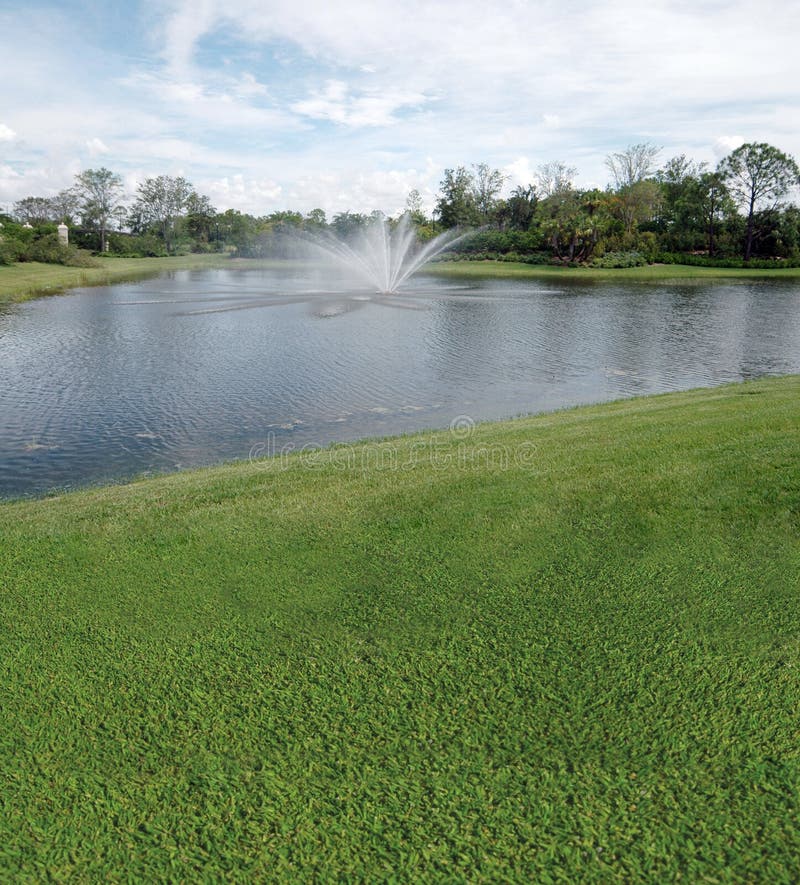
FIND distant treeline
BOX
[2,142,799,269]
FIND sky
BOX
[1,0,799,217]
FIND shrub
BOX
[25,234,100,267]
[590,251,648,268]
[107,233,166,257]
[0,239,21,265]
[654,252,800,269]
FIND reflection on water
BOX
[1,265,800,497]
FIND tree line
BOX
[1,141,799,269]
[433,143,800,266]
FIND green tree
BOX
[216,209,259,253]
[471,163,506,222]
[536,188,610,262]
[654,155,705,248]
[435,167,479,228]
[305,208,328,229]
[331,211,369,240]
[13,197,52,225]
[49,187,82,225]
[718,142,800,260]
[690,172,734,256]
[610,180,662,240]
[129,175,193,254]
[74,168,125,252]
[404,189,429,226]
[497,184,537,231]
[184,192,217,246]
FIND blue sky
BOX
[1,0,799,215]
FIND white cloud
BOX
[86,137,110,156]
[2,1,800,213]
[713,135,745,159]
[119,70,299,132]
[291,80,429,127]
[234,73,268,98]
[205,174,282,211]
[285,164,439,215]
[503,157,535,190]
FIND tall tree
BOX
[690,172,733,256]
[13,197,53,225]
[435,167,479,228]
[718,142,800,260]
[606,143,661,189]
[184,192,216,244]
[129,175,193,254]
[331,211,369,240]
[471,163,506,222]
[498,184,537,231]
[536,189,610,262]
[74,167,125,252]
[49,187,82,225]
[612,179,663,239]
[404,189,428,226]
[305,208,328,229]
[536,161,577,198]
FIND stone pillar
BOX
[58,223,69,245]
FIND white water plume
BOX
[299,213,466,294]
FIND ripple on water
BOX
[2,272,800,497]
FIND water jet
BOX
[300,213,464,294]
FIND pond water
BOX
[2,265,800,498]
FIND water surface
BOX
[2,265,799,497]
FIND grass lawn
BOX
[428,259,800,282]
[4,256,800,307]
[1,378,800,880]
[0,255,235,303]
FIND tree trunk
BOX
[744,193,756,261]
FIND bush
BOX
[107,233,166,257]
[590,251,648,268]
[24,234,100,267]
[0,238,22,265]
[654,252,800,269]
[446,230,545,256]
[522,252,554,265]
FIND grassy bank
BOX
[2,378,800,880]
[5,256,800,306]
[429,259,800,282]
[0,254,234,303]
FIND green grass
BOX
[5,256,800,307]
[0,255,237,303]
[2,378,800,881]
[429,259,800,282]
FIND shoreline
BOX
[2,375,796,505]
[3,255,800,305]
[426,258,800,282]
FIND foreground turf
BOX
[1,378,799,881]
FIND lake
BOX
[2,265,799,498]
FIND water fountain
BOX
[299,213,464,294]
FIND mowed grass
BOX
[1,378,800,881]
[5,256,800,306]
[429,259,800,282]
[0,255,235,303]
